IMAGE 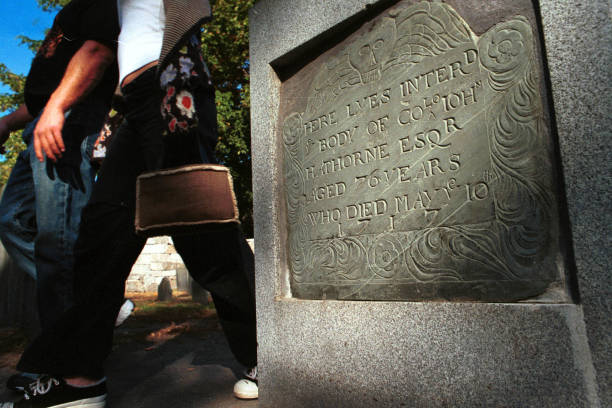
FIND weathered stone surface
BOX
[176,266,190,292]
[250,0,609,406]
[278,0,566,302]
[259,302,595,408]
[157,277,173,301]
[539,0,612,404]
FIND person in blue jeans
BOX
[0,0,120,392]
[1,1,257,406]
[0,107,101,329]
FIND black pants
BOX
[17,68,257,378]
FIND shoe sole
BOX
[234,391,258,400]
[48,395,106,408]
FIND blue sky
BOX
[0,1,57,93]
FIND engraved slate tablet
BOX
[278,1,567,302]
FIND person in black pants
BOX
[1,1,257,407]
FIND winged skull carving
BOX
[307,1,473,113]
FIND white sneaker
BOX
[114,299,134,327]
[233,366,258,400]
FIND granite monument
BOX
[250,0,610,406]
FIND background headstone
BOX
[157,277,173,302]
[175,265,190,292]
[250,0,610,406]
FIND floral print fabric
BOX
[92,30,211,162]
[160,32,211,137]
[92,107,124,164]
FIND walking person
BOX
[0,0,122,392]
[1,0,258,406]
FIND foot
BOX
[0,376,106,407]
[233,366,258,400]
[6,374,38,393]
[114,299,134,327]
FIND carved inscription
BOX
[280,2,562,301]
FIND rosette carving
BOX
[367,233,404,279]
[478,18,532,91]
[282,112,303,149]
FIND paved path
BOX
[0,318,259,408]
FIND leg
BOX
[18,77,165,378]
[31,106,103,328]
[173,225,257,368]
[0,120,38,279]
[17,121,148,378]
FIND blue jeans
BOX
[0,104,103,329]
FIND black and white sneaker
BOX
[0,376,106,407]
[233,366,258,400]
[6,373,38,393]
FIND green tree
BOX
[0,0,67,184]
[0,64,26,185]
[202,0,255,235]
[1,0,256,236]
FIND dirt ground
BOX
[0,293,259,408]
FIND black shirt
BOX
[24,0,120,116]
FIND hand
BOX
[34,104,66,162]
[45,119,86,192]
[46,155,85,192]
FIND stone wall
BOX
[126,236,184,293]
[126,237,254,293]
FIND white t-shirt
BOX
[117,0,165,85]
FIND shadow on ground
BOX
[0,294,258,408]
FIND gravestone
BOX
[250,0,610,407]
[157,277,173,301]
[279,1,566,303]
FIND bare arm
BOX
[0,104,34,153]
[34,40,115,162]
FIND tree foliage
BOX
[0,0,65,185]
[1,0,256,236]
[0,67,27,186]
[202,0,255,235]
[37,0,69,11]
